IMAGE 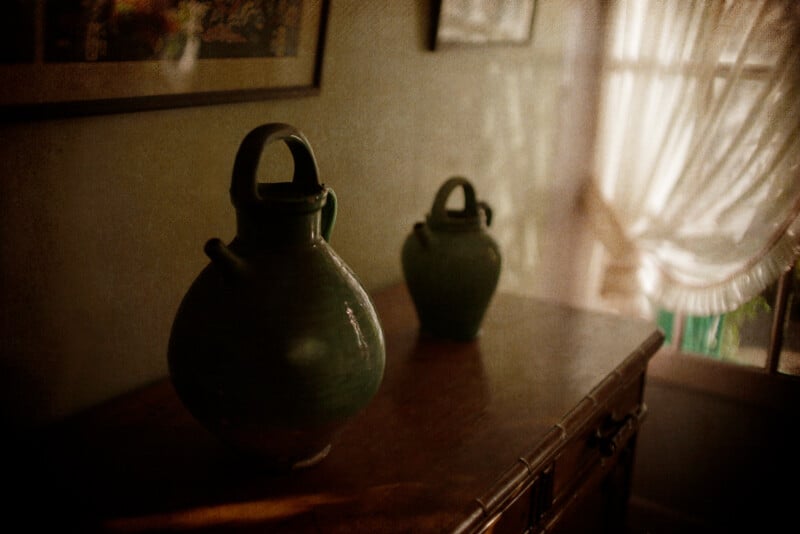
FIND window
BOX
[587,0,800,375]
[659,261,798,375]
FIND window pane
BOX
[718,292,772,368]
[663,291,773,366]
[663,271,800,376]
[682,314,724,357]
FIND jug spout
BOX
[204,238,249,280]
[413,222,430,249]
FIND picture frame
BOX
[432,0,536,50]
[0,0,329,120]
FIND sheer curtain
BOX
[587,0,800,316]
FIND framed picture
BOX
[432,0,536,49]
[0,0,329,120]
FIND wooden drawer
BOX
[473,370,649,534]
[540,372,647,533]
[552,372,645,503]
[481,468,554,534]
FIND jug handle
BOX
[230,123,323,208]
[430,176,480,223]
[478,201,493,226]
[321,187,337,242]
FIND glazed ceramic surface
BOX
[402,177,501,341]
[168,124,385,470]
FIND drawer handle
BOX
[590,413,636,457]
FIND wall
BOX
[0,1,591,425]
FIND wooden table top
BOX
[26,283,663,533]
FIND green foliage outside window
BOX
[657,295,771,359]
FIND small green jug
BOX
[401,177,501,341]
[168,123,385,470]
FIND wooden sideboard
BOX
[19,283,663,533]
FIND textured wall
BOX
[0,1,582,424]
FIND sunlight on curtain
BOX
[588,0,800,315]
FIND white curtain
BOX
[588,0,800,316]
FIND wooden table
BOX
[22,283,663,533]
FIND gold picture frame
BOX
[0,0,329,120]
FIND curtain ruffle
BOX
[638,204,800,315]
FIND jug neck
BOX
[235,209,323,248]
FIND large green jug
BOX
[168,123,385,470]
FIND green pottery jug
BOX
[401,177,501,341]
[168,123,385,470]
